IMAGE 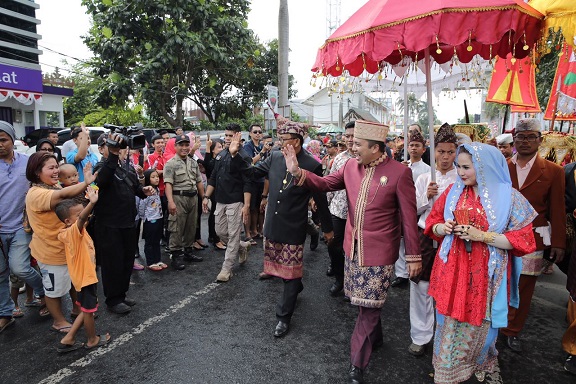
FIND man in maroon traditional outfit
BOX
[283,120,422,384]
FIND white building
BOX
[0,0,73,139]
[293,87,390,128]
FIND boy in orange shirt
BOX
[54,187,111,353]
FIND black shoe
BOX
[108,302,131,314]
[391,276,408,288]
[183,251,203,262]
[329,280,344,296]
[505,335,522,353]
[348,365,364,384]
[310,232,319,251]
[273,321,290,338]
[170,252,185,270]
[123,298,136,307]
[326,265,334,276]
[565,354,576,375]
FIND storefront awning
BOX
[0,89,42,105]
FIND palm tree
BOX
[396,93,423,123]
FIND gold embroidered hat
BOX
[435,123,458,145]
[409,130,426,145]
[354,120,389,143]
[272,108,311,137]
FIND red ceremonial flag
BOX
[544,43,576,121]
[486,53,540,109]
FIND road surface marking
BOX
[37,282,220,384]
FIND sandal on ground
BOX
[85,334,111,350]
[49,325,72,334]
[214,242,227,250]
[0,318,15,334]
[12,307,24,318]
[133,262,145,271]
[158,262,168,269]
[195,240,209,249]
[245,237,257,246]
[39,305,50,317]
[56,341,84,354]
[24,298,42,307]
[254,233,263,239]
[192,243,205,251]
[148,263,163,271]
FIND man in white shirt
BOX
[408,124,458,356]
[392,130,430,287]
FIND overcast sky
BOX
[35,0,480,122]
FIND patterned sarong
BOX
[433,312,499,384]
[344,254,393,309]
[263,238,304,279]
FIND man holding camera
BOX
[164,135,205,270]
[94,133,155,314]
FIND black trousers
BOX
[195,194,202,241]
[143,219,163,266]
[208,194,219,243]
[276,278,304,323]
[95,225,136,306]
[328,215,346,281]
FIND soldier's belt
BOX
[172,190,197,197]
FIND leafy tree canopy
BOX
[81,0,292,128]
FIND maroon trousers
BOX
[350,306,383,368]
[501,274,538,336]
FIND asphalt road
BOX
[1,218,574,384]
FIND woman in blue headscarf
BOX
[425,142,537,384]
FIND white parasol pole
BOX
[403,78,408,161]
[425,47,436,183]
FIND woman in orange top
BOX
[25,152,97,333]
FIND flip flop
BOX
[12,307,24,318]
[50,325,72,334]
[39,305,50,317]
[245,237,257,246]
[24,298,42,307]
[0,318,15,334]
[148,264,163,271]
[158,262,168,269]
[85,334,111,350]
[56,341,84,354]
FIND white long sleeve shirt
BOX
[415,168,458,229]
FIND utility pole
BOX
[278,0,289,109]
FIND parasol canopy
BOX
[311,0,543,182]
[313,0,543,77]
[316,124,344,134]
[530,0,576,53]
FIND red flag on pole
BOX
[486,53,540,109]
[544,43,576,121]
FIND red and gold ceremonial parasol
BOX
[312,0,543,181]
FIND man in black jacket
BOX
[202,124,252,282]
[94,133,155,314]
[230,120,334,338]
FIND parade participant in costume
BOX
[501,118,566,353]
[407,124,458,356]
[283,120,421,384]
[392,129,430,288]
[426,143,536,383]
[496,133,514,159]
[563,161,576,374]
[230,117,333,339]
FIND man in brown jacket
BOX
[501,118,566,352]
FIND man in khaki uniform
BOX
[164,134,205,270]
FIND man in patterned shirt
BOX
[325,121,356,296]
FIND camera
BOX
[103,123,146,150]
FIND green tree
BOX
[82,0,284,127]
[396,94,423,123]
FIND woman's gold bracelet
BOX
[433,224,443,236]
[483,232,497,244]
